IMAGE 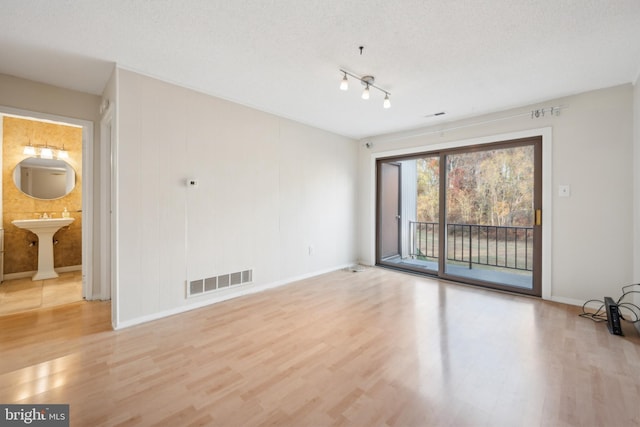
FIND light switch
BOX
[558,185,570,197]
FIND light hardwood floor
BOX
[1,268,639,426]
[0,271,83,316]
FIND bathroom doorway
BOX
[0,107,94,316]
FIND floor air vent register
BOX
[188,269,253,297]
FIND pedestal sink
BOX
[12,217,75,280]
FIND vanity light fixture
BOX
[22,143,70,160]
[339,69,391,109]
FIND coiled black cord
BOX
[579,283,640,323]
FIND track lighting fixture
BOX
[339,69,391,109]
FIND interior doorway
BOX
[376,136,542,296]
[0,107,95,315]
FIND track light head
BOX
[362,84,370,100]
[340,73,349,91]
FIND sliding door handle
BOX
[535,209,542,226]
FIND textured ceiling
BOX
[1,0,640,139]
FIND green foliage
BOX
[416,145,534,227]
[416,157,439,223]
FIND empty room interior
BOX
[1,1,640,425]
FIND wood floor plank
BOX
[1,267,640,426]
[0,271,83,316]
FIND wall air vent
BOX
[189,279,204,295]
[188,269,253,297]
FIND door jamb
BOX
[99,105,113,301]
[0,105,94,299]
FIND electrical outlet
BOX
[308,245,314,255]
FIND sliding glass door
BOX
[377,155,440,274]
[376,137,542,296]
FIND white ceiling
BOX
[1,0,640,139]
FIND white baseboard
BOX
[114,262,356,330]
[548,295,586,307]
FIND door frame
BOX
[368,128,553,299]
[0,105,94,298]
[99,104,113,301]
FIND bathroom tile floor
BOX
[0,271,82,316]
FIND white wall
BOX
[358,84,634,305]
[115,69,358,326]
[0,74,100,122]
[3,70,635,324]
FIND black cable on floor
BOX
[579,299,608,322]
[616,284,640,322]
[579,283,640,324]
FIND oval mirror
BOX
[13,157,76,200]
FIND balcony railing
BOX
[410,221,534,272]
